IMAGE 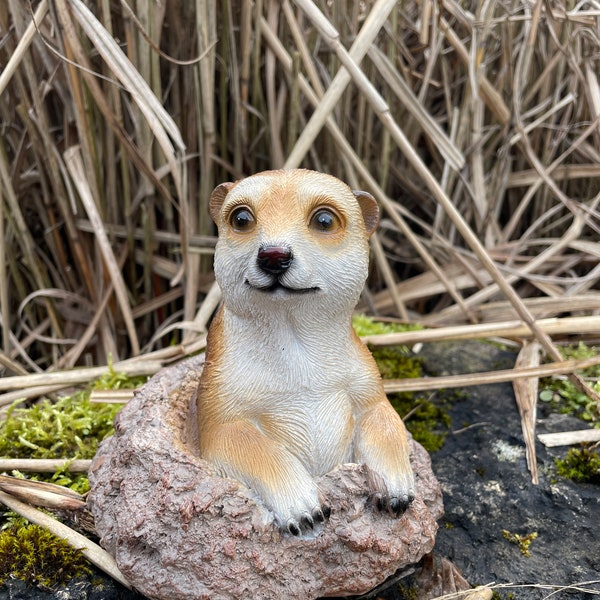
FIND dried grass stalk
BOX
[0,489,131,589]
[0,475,85,510]
[538,430,600,448]
[512,341,541,484]
[383,354,600,393]
[0,1,598,410]
[0,460,92,473]
[361,316,600,347]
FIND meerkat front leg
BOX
[354,400,415,515]
[200,420,328,535]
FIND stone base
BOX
[88,355,443,600]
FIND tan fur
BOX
[197,169,415,534]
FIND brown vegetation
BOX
[0,1,598,399]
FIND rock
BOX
[0,576,146,600]
[420,341,600,600]
[88,355,443,600]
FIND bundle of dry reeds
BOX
[0,1,598,386]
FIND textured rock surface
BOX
[421,341,600,599]
[88,355,443,600]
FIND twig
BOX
[0,459,92,472]
[0,489,131,589]
[512,341,541,484]
[537,430,600,447]
[361,316,600,346]
[0,475,85,510]
[89,390,135,403]
[383,355,600,393]
[0,0,49,96]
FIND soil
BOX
[418,341,600,599]
[1,341,598,599]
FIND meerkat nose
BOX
[257,245,293,275]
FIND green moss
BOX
[0,524,92,587]
[0,364,144,492]
[351,316,450,452]
[91,362,148,392]
[502,529,538,557]
[555,447,600,484]
[368,344,450,453]
[388,394,450,452]
[352,314,422,338]
[396,581,418,600]
[0,394,119,459]
[0,367,145,587]
[369,345,423,380]
[492,592,514,600]
[539,343,600,425]
[0,395,120,493]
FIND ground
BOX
[421,341,600,599]
[1,341,598,599]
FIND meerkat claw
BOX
[372,492,414,516]
[301,512,314,529]
[389,497,408,516]
[389,492,415,515]
[287,520,301,536]
[312,506,326,523]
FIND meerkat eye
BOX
[309,208,342,233]
[229,207,256,232]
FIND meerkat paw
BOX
[366,466,415,517]
[241,476,330,535]
[373,489,414,516]
[283,502,331,536]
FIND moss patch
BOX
[0,365,144,492]
[352,314,422,338]
[0,524,92,587]
[396,581,418,599]
[555,447,600,485]
[0,394,120,493]
[538,343,600,485]
[0,367,144,588]
[352,316,450,453]
[387,391,451,453]
[367,341,450,453]
[0,393,121,459]
[539,342,600,425]
[502,529,538,557]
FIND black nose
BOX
[257,246,293,275]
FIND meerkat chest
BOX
[261,385,355,475]
[219,345,366,474]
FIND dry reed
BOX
[0,0,599,468]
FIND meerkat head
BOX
[209,169,379,319]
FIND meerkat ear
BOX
[209,182,235,223]
[353,190,380,237]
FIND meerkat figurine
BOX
[197,169,415,535]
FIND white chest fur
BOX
[213,309,379,476]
